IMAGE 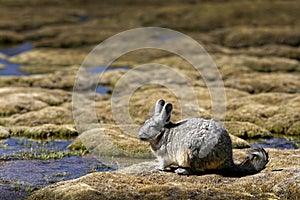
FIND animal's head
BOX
[138,99,173,141]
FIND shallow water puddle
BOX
[0,138,113,199]
[0,43,33,76]
[88,65,129,94]
[251,137,299,150]
[0,138,76,161]
[0,59,28,76]
[0,43,33,57]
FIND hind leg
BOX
[175,150,192,175]
[174,167,192,175]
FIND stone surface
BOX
[27,149,300,200]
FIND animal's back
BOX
[167,118,233,171]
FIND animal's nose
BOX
[138,131,148,141]
[139,136,148,141]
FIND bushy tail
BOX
[222,148,269,177]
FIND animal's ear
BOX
[160,103,173,124]
[154,99,165,115]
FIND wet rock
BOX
[27,149,300,200]
[0,126,10,139]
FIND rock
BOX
[0,87,71,116]
[27,149,300,200]
[0,126,10,139]
[7,106,73,126]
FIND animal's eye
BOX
[149,125,158,129]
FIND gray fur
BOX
[138,99,268,176]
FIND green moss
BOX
[9,124,78,139]
[0,147,87,161]
[224,121,272,139]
